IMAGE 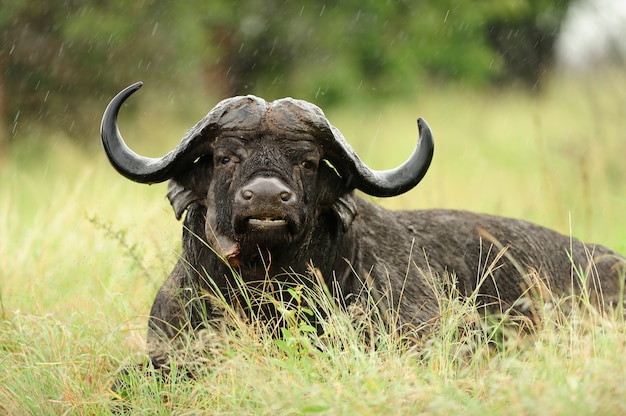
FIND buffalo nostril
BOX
[237,177,296,206]
[280,191,292,202]
[242,189,253,200]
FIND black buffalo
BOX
[101,82,625,369]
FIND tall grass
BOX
[1,70,625,414]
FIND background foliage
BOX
[2,0,626,413]
[0,0,571,148]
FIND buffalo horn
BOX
[330,118,434,197]
[100,82,211,184]
[102,83,434,195]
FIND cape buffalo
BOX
[101,82,625,369]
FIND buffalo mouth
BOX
[246,217,288,231]
[228,212,302,268]
[233,211,301,258]
[234,212,296,241]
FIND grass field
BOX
[1,70,625,414]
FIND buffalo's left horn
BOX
[101,82,210,184]
[330,117,434,197]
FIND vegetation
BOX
[1,70,625,414]
[1,0,571,147]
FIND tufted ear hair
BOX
[331,193,358,232]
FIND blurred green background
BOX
[1,0,580,148]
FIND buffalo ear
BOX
[331,193,357,232]
[166,157,213,220]
[167,179,205,220]
[319,160,357,231]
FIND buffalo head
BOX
[101,82,433,272]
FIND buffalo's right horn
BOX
[100,82,212,184]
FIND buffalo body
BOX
[101,83,626,369]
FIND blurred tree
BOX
[0,0,206,148]
[482,0,572,87]
[0,0,573,148]
[200,0,298,95]
[198,0,571,104]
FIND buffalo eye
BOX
[301,160,316,170]
[220,156,231,165]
